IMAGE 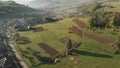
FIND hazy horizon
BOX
[0,0,92,8]
[0,0,33,4]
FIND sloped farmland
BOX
[73,19,88,29]
[39,43,59,56]
[69,27,83,37]
[85,32,116,46]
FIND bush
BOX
[17,37,31,44]
[115,35,120,54]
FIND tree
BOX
[13,33,20,41]
[116,35,120,53]
[89,11,120,29]
[65,39,73,55]
[112,12,120,28]
[65,39,82,55]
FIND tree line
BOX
[89,11,120,29]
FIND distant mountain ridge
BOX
[0,1,34,13]
[0,1,36,19]
[29,0,118,9]
[28,0,93,15]
[29,0,92,8]
[29,0,59,8]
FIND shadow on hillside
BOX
[17,37,31,44]
[39,57,54,64]
[72,50,113,58]
[32,57,55,67]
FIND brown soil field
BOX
[38,43,59,56]
[73,19,88,29]
[32,27,45,32]
[69,27,83,37]
[72,19,116,46]
[85,32,116,45]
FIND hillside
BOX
[4,1,120,68]
[0,1,36,19]
[15,18,120,68]
[29,0,119,16]
[30,0,92,7]
[28,0,93,15]
[29,0,59,8]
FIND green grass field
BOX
[108,2,120,8]
[17,18,120,68]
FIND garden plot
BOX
[32,27,45,32]
[73,19,88,29]
[85,32,116,46]
[69,27,83,37]
[72,19,116,46]
[38,43,59,56]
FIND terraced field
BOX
[17,18,120,68]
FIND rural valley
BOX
[0,0,120,68]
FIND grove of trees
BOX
[89,11,120,29]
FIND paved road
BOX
[8,40,29,68]
[0,40,21,68]
[1,22,28,68]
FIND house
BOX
[0,58,7,68]
[0,32,3,41]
